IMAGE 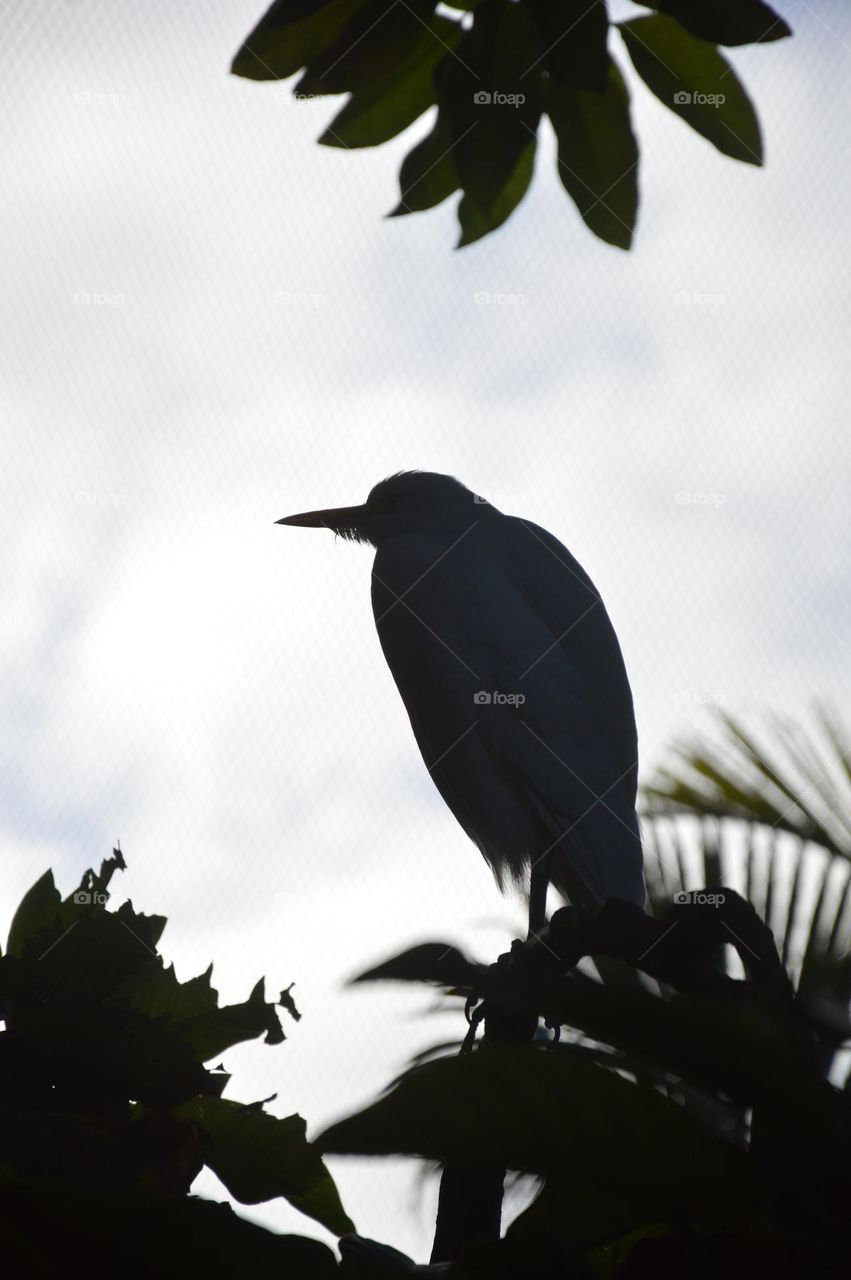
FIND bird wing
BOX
[497,516,643,906]
[371,518,644,907]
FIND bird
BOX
[277,471,644,935]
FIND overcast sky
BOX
[2,0,850,1261]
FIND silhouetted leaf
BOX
[6,871,61,958]
[232,0,369,81]
[390,115,460,214]
[643,1,791,46]
[318,1046,764,1239]
[434,0,543,245]
[352,942,478,988]
[644,708,851,859]
[110,962,285,1060]
[176,1096,354,1235]
[0,1190,339,1278]
[642,708,851,1084]
[181,978,286,1058]
[320,17,461,148]
[546,57,638,250]
[0,1103,203,1196]
[620,15,762,165]
[457,142,535,246]
[296,0,439,94]
[782,836,805,967]
[526,0,609,91]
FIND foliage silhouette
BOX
[4,708,849,1275]
[0,850,350,1277]
[232,0,791,247]
[322,709,851,1275]
[336,888,849,1275]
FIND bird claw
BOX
[461,999,487,1053]
[544,1018,561,1046]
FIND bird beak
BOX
[275,503,369,530]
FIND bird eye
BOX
[375,494,399,514]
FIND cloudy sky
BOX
[2,0,850,1261]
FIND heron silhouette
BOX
[278,471,644,935]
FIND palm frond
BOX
[640,705,851,1081]
[643,703,851,860]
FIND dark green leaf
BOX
[352,941,478,987]
[296,0,437,95]
[620,14,763,164]
[6,871,61,958]
[644,1,791,46]
[320,17,461,148]
[318,1046,764,1238]
[526,0,609,91]
[180,978,286,1060]
[390,116,460,214]
[457,139,535,246]
[546,56,639,250]
[108,961,284,1058]
[0,1190,339,1277]
[176,1096,354,1235]
[109,959,219,1024]
[232,0,369,82]
[10,999,215,1107]
[435,0,543,242]
[0,1103,202,1196]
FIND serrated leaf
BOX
[620,14,762,165]
[109,960,219,1024]
[114,900,167,952]
[180,978,285,1060]
[644,1,791,47]
[176,1096,354,1236]
[232,0,369,82]
[546,56,639,249]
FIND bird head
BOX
[276,471,491,547]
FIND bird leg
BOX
[528,850,551,937]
